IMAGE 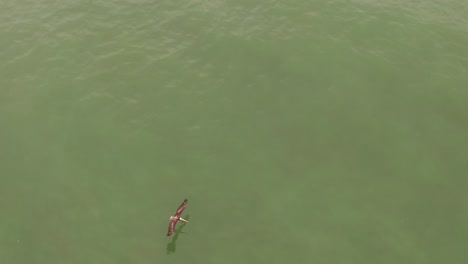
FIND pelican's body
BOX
[167,199,189,236]
[169,215,189,223]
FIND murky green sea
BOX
[1,1,467,263]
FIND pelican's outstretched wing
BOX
[174,199,188,217]
[167,221,177,236]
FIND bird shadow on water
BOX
[166,215,190,255]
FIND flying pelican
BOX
[167,199,189,236]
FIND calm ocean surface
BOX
[1,1,467,263]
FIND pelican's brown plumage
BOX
[167,199,189,236]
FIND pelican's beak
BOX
[179,217,189,223]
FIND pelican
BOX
[167,199,189,236]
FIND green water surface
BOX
[1,1,467,263]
